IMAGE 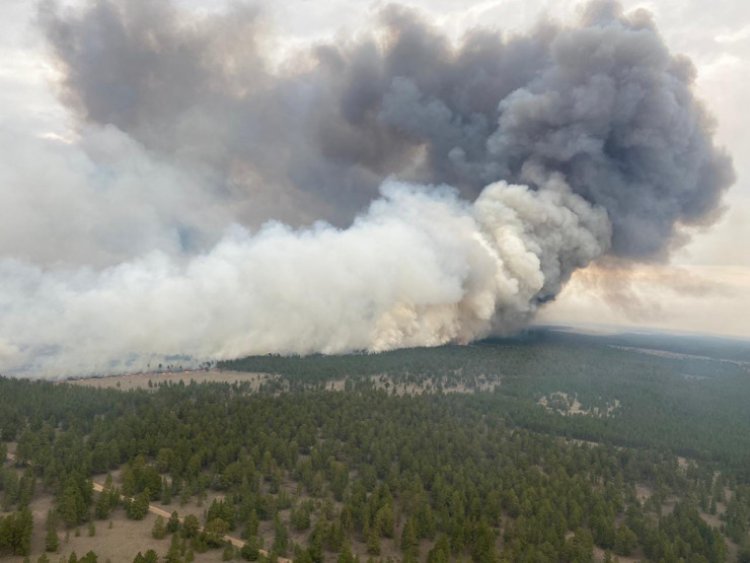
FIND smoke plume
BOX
[0,0,734,377]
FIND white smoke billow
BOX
[0,177,608,377]
[0,0,734,377]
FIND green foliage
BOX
[122,457,161,500]
[427,535,451,563]
[132,551,157,563]
[221,331,750,471]
[643,502,726,562]
[400,517,418,559]
[167,511,181,534]
[271,515,288,555]
[165,534,182,563]
[204,518,230,547]
[240,536,261,561]
[94,476,119,520]
[738,536,750,563]
[44,510,59,553]
[152,515,167,539]
[1,331,749,561]
[124,490,149,520]
[207,499,235,529]
[58,477,92,527]
[0,508,33,556]
[290,503,311,532]
[614,524,638,556]
[182,514,200,539]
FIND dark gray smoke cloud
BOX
[41,0,733,257]
[0,0,733,377]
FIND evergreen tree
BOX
[272,515,288,555]
[244,510,259,538]
[166,511,181,534]
[45,510,59,553]
[365,525,380,556]
[614,524,638,556]
[240,536,261,561]
[182,514,200,539]
[427,535,451,563]
[152,515,167,539]
[165,534,182,563]
[125,491,149,520]
[401,517,419,560]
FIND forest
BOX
[1,328,749,562]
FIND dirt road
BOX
[5,451,289,561]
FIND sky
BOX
[0,0,748,376]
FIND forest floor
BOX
[3,449,291,563]
[67,370,275,391]
[68,369,502,397]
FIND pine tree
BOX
[272,515,288,555]
[375,502,394,538]
[614,524,638,556]
[167,511,180,534]
[365,525,380,556]
[94,495,107,521]
[205,518,230,547]
[427,535,450,563]
[152,515,167,539]
[165,534,182,563]
[161,478,172,505]
[738,537,750,563]
[401,517,418,560]
[290,504,311,531]
[59,481,85,527]
[126,491,150,520]
[337,541,356,563]
[240,536,261,561]
[182,514,200,538]
[244,510,259,538]
[14,508,34,556]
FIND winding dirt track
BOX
[5,451,290,561]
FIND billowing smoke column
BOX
[0,0,733,377]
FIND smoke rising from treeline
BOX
[0,0,734,377]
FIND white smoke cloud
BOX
[0,125,230,268]
[0,177,608,378]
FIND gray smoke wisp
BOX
[0,0,734,377]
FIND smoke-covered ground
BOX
[0,0,734,377]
